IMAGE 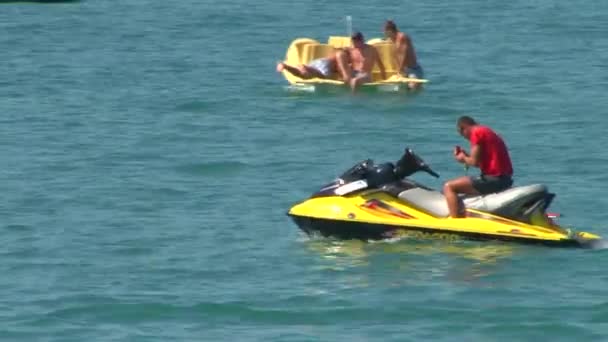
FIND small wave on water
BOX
[175,161,249,177]
[174,100,210,113]
[174,97,246,114]
[31,297,371,326]
[302,238,371,270]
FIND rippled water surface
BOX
[2,0,608,340]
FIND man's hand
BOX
[453,146,468,164]
[455,152,467,164]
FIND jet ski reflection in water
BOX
[287,148,601,247]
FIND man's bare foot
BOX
[276,62,285,72]
[408,82,421,91]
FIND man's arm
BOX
[456,144,481,167]
[397,35,409,72]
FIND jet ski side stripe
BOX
[289,215,582,248]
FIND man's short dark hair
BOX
[384,20,397,32]
[457,115,477,126]
[351,31,364,42]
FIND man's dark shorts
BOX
[470,175,513,195]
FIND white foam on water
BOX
[285,85,316,93]
[587,239,608,250]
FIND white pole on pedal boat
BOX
[345,16,352,36]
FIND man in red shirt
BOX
[443,116,514,218]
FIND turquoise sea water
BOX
[2,0,608,340]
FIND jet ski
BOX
[287,148,602,247]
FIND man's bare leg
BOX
[300,65,326,79]
[277,62,326,79]
[277,62,311,79]
[349,73,370,92]
[443,176,479,218]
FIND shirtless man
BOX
[277,48,351,80]
[383,20,423,90]
[344,31,386,92]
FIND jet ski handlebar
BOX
[421,165,440,178]
[338,148,439,187]
[394,148,440,179]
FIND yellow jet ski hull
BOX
[280,36,428,89]
[288,190,601,248]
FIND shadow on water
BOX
[285,84,424,95]
[302,236,517,283]
[279,84,426,109]
[304,233,515,261]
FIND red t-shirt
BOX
[469,125,513,176]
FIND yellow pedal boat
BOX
[279,36,428,91]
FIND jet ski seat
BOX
[397,187,451,217]
[397,184,549,218]
[463,184,548,214]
